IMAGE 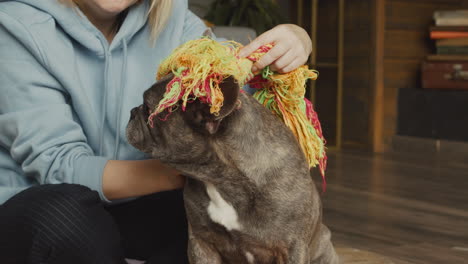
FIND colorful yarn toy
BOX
[149,37,327,188]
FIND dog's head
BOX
[126,75,240,163]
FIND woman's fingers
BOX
[238,30,277,58]
[238,24,312,73]
[281,58,304,73]
[270,48,297,72]
[252,43,288,72]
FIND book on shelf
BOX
[436,37,468,47]
[434,10,468,26]
[430,31,468,39]
[430,26,468,32]
[427,54,468,61]
[437,46,468,55]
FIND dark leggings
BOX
[0,184,189,264]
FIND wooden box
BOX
[422,60,468,90]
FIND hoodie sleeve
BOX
[0,10,111,202]
[181,8,209,43]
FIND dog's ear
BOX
[184,76,240,135]
[217,76,240,120]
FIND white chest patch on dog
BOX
[205,183,242,231]
[245,251,255,263]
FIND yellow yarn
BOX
[253,66,323,169]
[156,38,252,115]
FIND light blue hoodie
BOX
[0,0,208,204]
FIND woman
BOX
[0,0,313,263]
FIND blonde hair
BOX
[59,0,173,41]
[147,0,173,42]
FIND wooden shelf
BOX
[315,62,339,68]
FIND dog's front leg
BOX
[187,236,222,264]
[287,241,309,264]
[289,238,339,264]
[187,224,221,264]
[308,225,339,264]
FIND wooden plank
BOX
[386,1,462,31]
[316,0,338,62]
[316,62,338,68]
[343,0,372,31]
[344,59,371,91]
[383,86,398,146]
[310,0,318,67]
[385,30,432,59]
[317,0,339,31]
[382,58,421,147]
[309,0,318,105]
[371,0,386,152]
[316,33,338,63]
[297,0,303,26]
[337,0,345,149]
[315,68,338,146]
[344,29,372,58]
[384,59,421,90]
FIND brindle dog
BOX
[126,75,339,264]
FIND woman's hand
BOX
[239,24,312,73]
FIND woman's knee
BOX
[4,183,100,209]
[1,184,103,240]
[0,184,124,263]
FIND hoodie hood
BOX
[9,0,149,55]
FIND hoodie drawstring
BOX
[113,39,128,159]
[98,47,111,156]
[97,39,128,159]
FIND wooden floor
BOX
[316,150,468,264]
